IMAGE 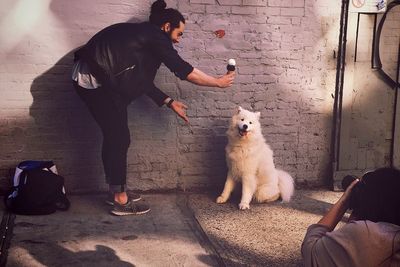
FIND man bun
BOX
[151,0,167,15]
[149,0,185,29]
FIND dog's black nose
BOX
[243,124,248,130]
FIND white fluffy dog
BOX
[216,106,295,210]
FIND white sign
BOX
[349,0,387,13]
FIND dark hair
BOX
[149,0,185,29]
[343,167,400,225]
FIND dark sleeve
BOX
[151,32,194,80]
[145,82,169,107]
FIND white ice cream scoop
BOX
[228,58,236,66]
[227,58,236,72]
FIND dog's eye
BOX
[241,119,244,121]
[249,122,252,124]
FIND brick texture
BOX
[0,0,341,193]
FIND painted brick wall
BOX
[0,0,340,193]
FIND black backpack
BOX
[4,161,70,215]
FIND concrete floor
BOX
[1,189,344,266]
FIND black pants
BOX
[74,82,130,193]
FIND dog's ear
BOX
[237,106,243,114]
[255,112,261,119]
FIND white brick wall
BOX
[0,0,341,193]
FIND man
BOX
[72,0,235,216]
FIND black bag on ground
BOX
[4,161,70,215]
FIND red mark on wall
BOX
[214,29,225,38]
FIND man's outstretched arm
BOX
[186,68,234,88]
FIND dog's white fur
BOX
[216,106,295,210]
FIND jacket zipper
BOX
[115,65,136,76]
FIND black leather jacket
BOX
[74,22,193,106]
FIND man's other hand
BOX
[170,100,189,123]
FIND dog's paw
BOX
[216,196,227,204]
[238,202,250,210]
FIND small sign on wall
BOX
[349,0,387,13]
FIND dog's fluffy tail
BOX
[277,169,295,202]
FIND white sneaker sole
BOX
[110,208,150,216]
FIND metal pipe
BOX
[390,42,400,166]
[331,0,350,189]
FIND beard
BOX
[167,29,178,43]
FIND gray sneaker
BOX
[110,200,150,216]
[105,193,141,206]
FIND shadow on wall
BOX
[28,50,105,193]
